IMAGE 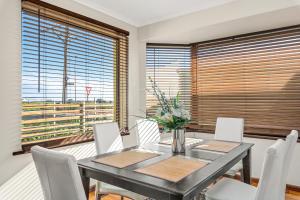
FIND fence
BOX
[22,102,114,143]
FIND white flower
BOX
[181,109,191,120]
[171,108,182,118]
[177,102,184,108]
[161,113,172,122]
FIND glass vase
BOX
[171,128,185,153]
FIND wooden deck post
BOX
[80,102,86,134]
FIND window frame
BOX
[146,25,300,142]
[190,25,300,141]
[14,0,129,155]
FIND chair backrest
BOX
[136,119,160,145]
[31,146,86,200]
[93,122,123,154]
[279,130,298,199]
[255,138,290,200]
[214,117,244,142]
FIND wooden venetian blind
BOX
[191,26,300,138]
[21,0,128,149]
[146,45,191,116]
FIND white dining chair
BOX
[214,117,244,177]
[136,119,160,145]
[31,146,87,200]
[215,117,244,142]
[93,122,146,200]
[279,130,298,199]
[93,122,123,154]
[206,130,298,200]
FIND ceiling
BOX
[73,0,237,27]
[144,6,300,44]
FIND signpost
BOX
[85,86,92,102]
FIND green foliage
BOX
[148,77,190,132]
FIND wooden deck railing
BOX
[22,102,114,143]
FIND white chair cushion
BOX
[93,122,123,154]
[214,117,244,177]
[255,139,286,200]
[279,130,298,199]
[215,117,244,143]
[206,139,288,200]
[32,146,87,200]
[206,178,257,200]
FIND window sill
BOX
[13,134,94,156]
[186,124,300,142]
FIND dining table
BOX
[78,137,253,200]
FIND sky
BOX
[22,11,116,103]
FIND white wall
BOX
[0,0,25,186]
[0,0,140,186]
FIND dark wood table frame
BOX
[78,141,253,200]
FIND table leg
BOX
[242,149,252,184]
[79,167,90,199]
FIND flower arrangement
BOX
[148,77,191,132]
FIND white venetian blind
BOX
[21,0,129,149]
[146,45,191,116]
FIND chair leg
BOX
[96,193,107,200]
[199,188,207,200]
[240,168,244,182]
[193,194,199,200]
[96,193,100,200]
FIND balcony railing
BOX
[21,102,114,144]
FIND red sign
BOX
[85,86,92,95]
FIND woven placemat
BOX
[135,155,208,182]
[194,140,240,153]
[93,150,160,168]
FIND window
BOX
[20,0,128,152]
[147,26,300,140]
[146,44,191,116]
[191,26,300,139]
